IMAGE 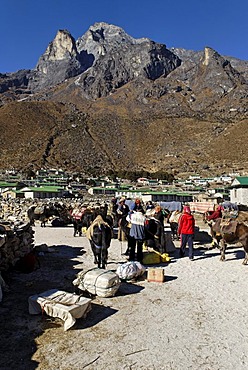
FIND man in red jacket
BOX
[206,205,222,221]
[178,205,195,260]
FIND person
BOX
[126,210,146,262]
[153,205,164,225]
[117,198,130,222]
[146,201,155,211]
[108,197,118,227]
[177,205,195,260]
[145,215,166,254]
[117,197,130,242]
[132,198,145,214]
[110,197,118,213]
[168,210,181,240]
[206,205,222,221]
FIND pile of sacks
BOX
[73,262,147,298]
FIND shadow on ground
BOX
[75,302,118,329]
[0,243,85,369]
[118,282,145,296]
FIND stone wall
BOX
[0,222,34,271]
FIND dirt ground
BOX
[1,216,248,370]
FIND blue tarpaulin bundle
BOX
[158,201,182,211]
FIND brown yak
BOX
[209,218,248,264]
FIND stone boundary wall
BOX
[0,222,34,271]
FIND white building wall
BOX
[140,195,152,203]
[115,191,142,199]
[24,192,34,199]
[230,188,248,205]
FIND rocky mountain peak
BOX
[77,22,148,49]
[202,46,219,66]
[36,30,78,72]
[75,22,149,65]
[184,45,246,108]
[201,46,232,71]
[26,22,181,98]
[28,29,84,91]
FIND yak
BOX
[85,215,112,269]
[27,204,61,227]
[207,218,248,264]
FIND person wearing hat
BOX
[177,205,195,260]
[117,197,129,219]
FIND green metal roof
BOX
[21,186,64,193]
[141,190,192,196]
[91,187,117,191]
[0,182,18,188]
[234,177,248,185]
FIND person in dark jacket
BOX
[178,205,195,260]
[146,201,155,211]
[117,198,130,242]
[153,205,165,226]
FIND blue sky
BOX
[1,0,247,73]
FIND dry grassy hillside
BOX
[0,81,248,177]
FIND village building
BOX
[136,177,149,186]
[230,177,248,205]
[88,187,118,196]
[141,190,193,203]
[114,189,193,204]
[0,182,18,194]
[1,189,24,199]
[19,186,65,199]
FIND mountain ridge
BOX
[0,22,248,178]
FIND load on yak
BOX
[27,203,61,227]
[204,202,248,264]
[27,202,71,227]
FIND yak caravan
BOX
[1,196,248,369]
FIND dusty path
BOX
[1,221,248,370]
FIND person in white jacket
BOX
[126,211,146,262]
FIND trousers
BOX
[128,236,143,262]
[180,234,194,258]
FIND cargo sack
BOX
[142,251,161,265]
[34,206,45,215]
[116,261,146,281]
[142,250,171,265]
[73,268,120,298]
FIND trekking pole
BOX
[120,240,123,255]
